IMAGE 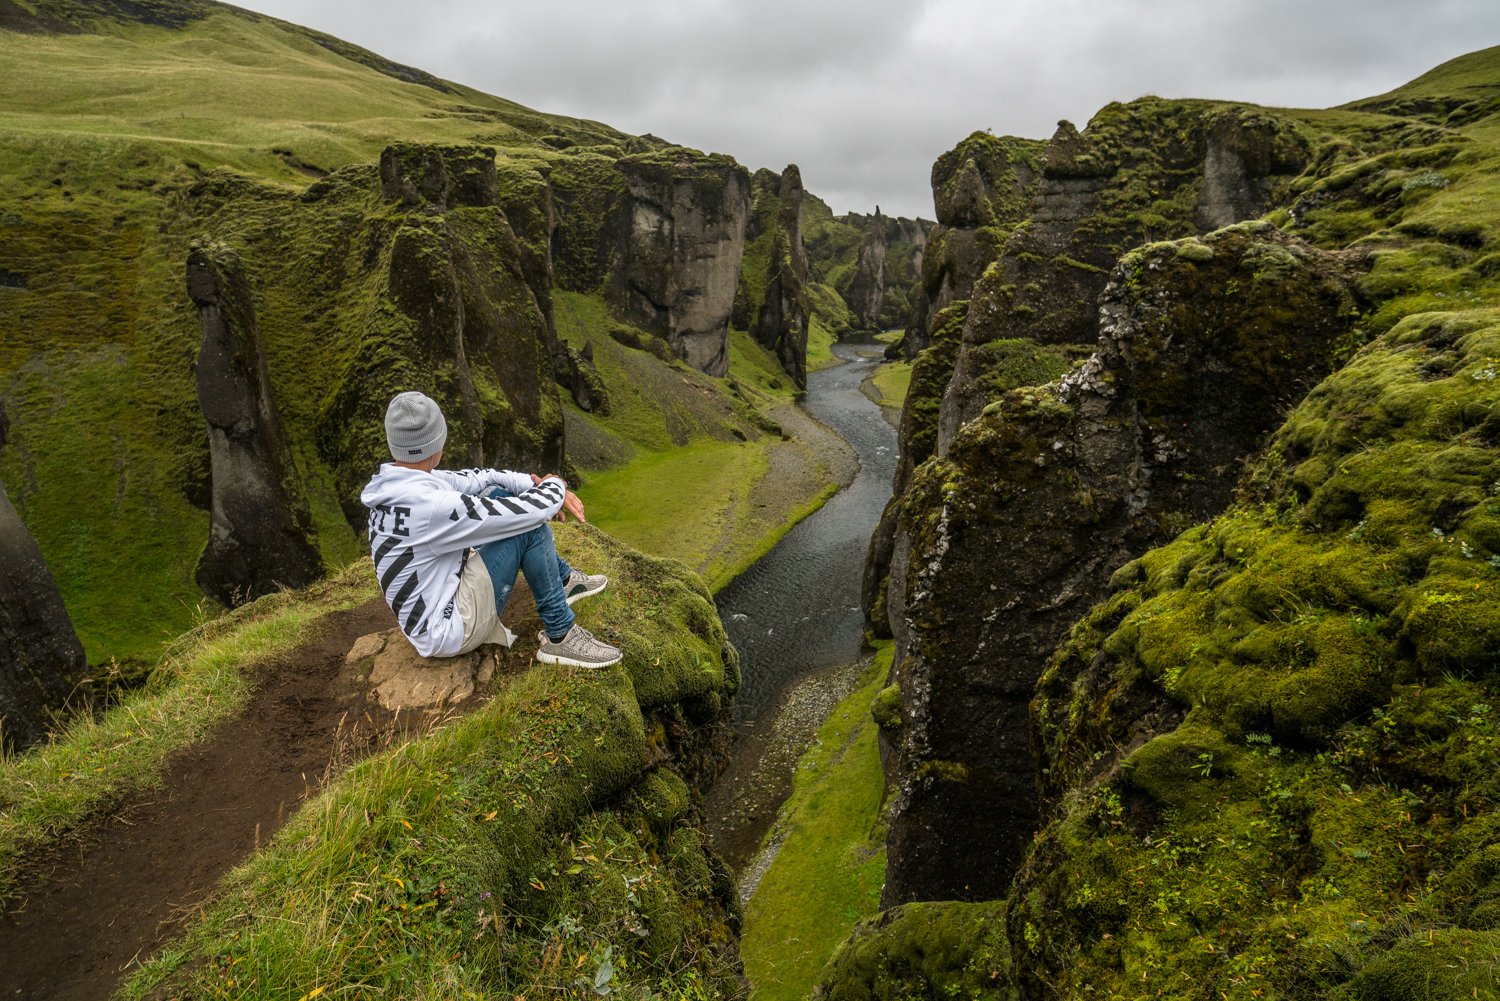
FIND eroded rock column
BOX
[189,242,324,606]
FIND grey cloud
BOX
[239,0,1500,219]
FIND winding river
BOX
[704,336,897,872]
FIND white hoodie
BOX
[359,465,566,657]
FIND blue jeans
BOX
[478,487,575,640]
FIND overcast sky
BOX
[235,0,1499,219]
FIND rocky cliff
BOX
[833,47,1500,1001]
[548,146,751,377]
[751,165,812,389]
[899,132,1045,358]
[188,241,324,605]
[865,103,1310,638]
[0,403,87,753]
[839,209,933,331]
[880,226,1367,905]
[731,166,814,386]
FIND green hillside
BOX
[0,1,820,673]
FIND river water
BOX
[704,336,897,872]
[717,337,897,720]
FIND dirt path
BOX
[0,597,514,1001]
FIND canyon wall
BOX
[835,56,1500,1001]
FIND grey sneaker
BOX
[536,624,622,670]
[562,569,608,606]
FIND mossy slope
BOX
[0,1,789,673]
[1017,309,1500,999]
[0,521,744,998]
[125,526,743,999]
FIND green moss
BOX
[819,900,1014,1001]
[1331,930,1500,1000]
[1021,309,1500,998]
[871,683,903,730]
[899,302,969,470]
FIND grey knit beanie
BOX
[385,391,447,462]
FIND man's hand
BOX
[531,473,586,523]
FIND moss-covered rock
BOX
[880,228,1367,906]
[818,900,1015,1001]
[904,132,1044,358]
[0,398,86,753]
[748,165,812,388]
[186,240,325,604]
[1014,310,1500,998]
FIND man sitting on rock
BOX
[361,391,622,670]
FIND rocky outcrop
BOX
[866,102,1311,635]
[1009,307,1500,999]
[319,143,566,528]
[0,402,87,752]
[750,165,811,388]
[843,211,889,329]
[188,242,325,607]
[553,339,610,414]
[605,153,751,376]
[879,227,1368,905]
[901,132,1043,358]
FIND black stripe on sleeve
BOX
[373,535,401,564]
[403,595,427,635]
[379,549,414,593]
[478,496,501,516]
[461,495,481,521]
[497,496,527,515]
[390,570,421,618]
[518,492,552,510]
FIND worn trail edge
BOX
[0,597,500,1001]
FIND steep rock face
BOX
[866,102,1311,638]
[1010,309,1500,999]
[319,143,566,528]
[0,402,87,752]
[187,242,324,606]
[607,153,751,377]
[843,210,889,329]
[903,133,1043,357]
[751,165,811,388]
[880,227,1368,905]
[940,105,1310,446]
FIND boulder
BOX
[341,628,495,711]
[188,242,325,606]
